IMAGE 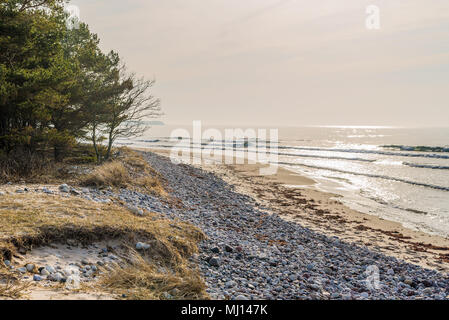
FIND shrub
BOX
[81,161,130,188]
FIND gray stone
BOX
[33,275,43,282]
[59,184,70,193]
[360,292,369,299]
[45,265,56,274]
[70,188,82,196]
[127,205,144,216]
[209,257,220,267]
[211,247,220,254]
[49,273,64,282]
[43,188,53,194]
[136,242,150,250]
[26,264,35,272]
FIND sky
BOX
[70,0,449,127]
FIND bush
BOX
[0,149,53,183]
[80,161,130,188]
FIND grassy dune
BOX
[0,148,207,300]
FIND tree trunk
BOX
[91,122,101,163]
[105,129,114,160]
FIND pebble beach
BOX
[130,151,449,300]
[2,150,449,300]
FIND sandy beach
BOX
[147,148,449,273]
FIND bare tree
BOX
[103,74,162,159]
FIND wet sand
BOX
[145,148,449,273]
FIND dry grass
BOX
[80,161,130,188]
[80,147,167,197]
[102,250,206,300]
[0,192,207,300]
[0,264,31,299]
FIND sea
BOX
[118,125,449,237]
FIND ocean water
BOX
[119,125,449,237]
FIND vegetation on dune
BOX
[80,148,167,197]
[0,1,204,300]
[0,192,207,299]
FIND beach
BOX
[2,148,449,300]
[147,148,449,274]
[127,149,448,299]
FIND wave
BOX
[276,145,449,160]
[146,144,376,163]
[383,145,449,153]
[275,161,449,192]
[403,162,449,170]
[365,195,429,215]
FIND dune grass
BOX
[0,192,207,299]
[80,147,167,197]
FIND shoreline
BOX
[2,148,449,300]
[144,148,449,273]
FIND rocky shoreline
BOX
[3,150,449,300]
[131,151,448,300]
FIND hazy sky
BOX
[71,0,449,127]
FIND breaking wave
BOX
[274,161,449,192]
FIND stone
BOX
[211,247,220,254]
[209,257,220,267]
[4,260,10,266]
[59,184,70,193]
[18,267,27,273]
[235,295,248,300]
[404,278,414,286]
[136,242,150,250]
[288,274,297,282]
[224,245,234,253]
[43,188,53,194]
[26,264,35,272]
[70,188,82,196]
[169,288,180,296]
[45,266,56,274]
[49,273,64,282]
[81,259,89,265]
[127,205,144,216]
[33,275,43,281]
[423,288,433,295]
[163,292,173,300]
[422,280,434,288]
